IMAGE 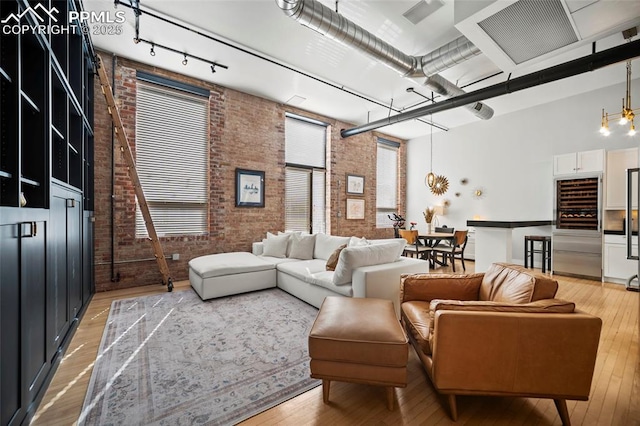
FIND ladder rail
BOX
[96,54,173,290]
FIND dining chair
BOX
[399,229,431,261]
[430,225,455,248]
[432,230,468,272]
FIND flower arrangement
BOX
[423,207,435,224]
[409,221,417,230]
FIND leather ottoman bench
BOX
[188,252,276,300]
[308,296,409,410]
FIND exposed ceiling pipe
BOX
[275,0,494,121]
[340,38,640,138]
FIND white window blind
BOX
[135,82,209,237]
[285,116,326,168]
[285,115,327,233]
[376,141,399,228]
[285,168,311,232]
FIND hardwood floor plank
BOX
[32,263,640,426]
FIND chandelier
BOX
[600,30,638,137]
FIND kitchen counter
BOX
[467,220,554,228]
[465,220,554,273]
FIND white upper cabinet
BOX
[553,149,605,176]
[605,147,638,210]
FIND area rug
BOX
[79,288,320,425]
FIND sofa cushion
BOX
[326,244,347,271]
[348,236,370,247]
[332,241,405,286]
[288,233,316,260]
[314,234,351,260]
[262,232,290,258]
[400,273,483,303]
[401,301,432,355]
[189,252,275,279]
[276,260,352,297]
[479,262,558,303]
[426,298,576,353]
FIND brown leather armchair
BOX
[400,263,602,425]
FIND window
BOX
[135,80,209,237]
[376,139,399,228]
[284,114,327,234]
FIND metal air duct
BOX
[340,38,640,137]
[275,0,494,121]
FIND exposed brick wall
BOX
[93,51,407,292]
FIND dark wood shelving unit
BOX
[556,177,599,230]
[1,1,96,425]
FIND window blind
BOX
[135,81,209,237]
[285,116,326,168]
[284,115,327,233]
[285,167,311,232]
[376,142,399,228]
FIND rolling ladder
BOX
[96,54,173,291]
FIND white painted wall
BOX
[406,76,640,264]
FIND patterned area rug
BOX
[79,288,320,425]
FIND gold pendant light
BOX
[425,113,436,187]
[425,109,449,195]
[600,30,638,137]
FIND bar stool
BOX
[524,235,551,273]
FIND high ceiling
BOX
[85,0,640,140]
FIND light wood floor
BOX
[32,261,640,426]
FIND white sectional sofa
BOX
[188,232,429,316]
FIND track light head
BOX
[210,64,216,74]
[149,44,155,56]
[182,54,188,66]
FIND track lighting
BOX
[182,54,188,66]
[149,44,155,56]
[210,64,216,74]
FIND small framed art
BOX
[236,168,265,207]
[346,174,365,195]
[346,198,365,219]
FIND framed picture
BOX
[236,168,265,207]
[346,174,365,195]
[346,198,365,219]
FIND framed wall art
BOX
[346,198,365,219]
[346,174,365,195]
[236,168,265,207]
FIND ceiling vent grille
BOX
[402,0,444,25]
[478,0,578,64]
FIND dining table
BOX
[417,232,456,268]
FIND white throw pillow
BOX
[262,233,290,258]
[348,236,370,247]
[313,234,351,260]
[288,233,316,260]
[332,242,403,285]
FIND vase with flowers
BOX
[423,207,435,234]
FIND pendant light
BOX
[425,113,436,187]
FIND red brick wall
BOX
[93,52,407,292]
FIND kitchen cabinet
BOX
[553,149,604,176]
[465,230,475,260]
[605,147,638,210]
[604,234,638,283]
